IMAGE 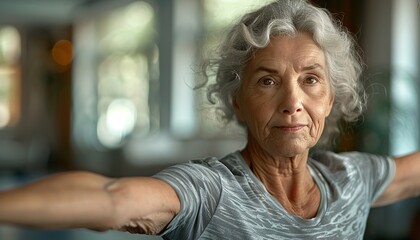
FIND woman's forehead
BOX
[247,34,327,73]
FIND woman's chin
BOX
[265,144,310,158]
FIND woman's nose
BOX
[278,85,303,115]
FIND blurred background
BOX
[0,0,418,239]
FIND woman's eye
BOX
[260,78,275,86]
[304,77,319,85]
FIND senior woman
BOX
[0,0,419,239]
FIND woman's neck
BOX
[240,145,320,219]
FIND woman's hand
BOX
[0,171,180,234]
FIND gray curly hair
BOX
[202,0,366,148]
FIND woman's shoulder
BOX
[311,150,390,167]
[309,150,393,181]
[155,151,245,179]
[189,151,247,176]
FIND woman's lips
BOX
[277,124,306,132]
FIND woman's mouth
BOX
[277,124,306,132]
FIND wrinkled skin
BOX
[233,33,334,218]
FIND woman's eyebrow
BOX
[254,66,279,74]
[252,63,325,74]
[301,63,324,71]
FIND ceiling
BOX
[0,0,126,25]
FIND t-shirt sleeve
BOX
[152,160,222,240]
[343,152,396,204]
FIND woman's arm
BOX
[373,151,420,207]
[0,171,180,234]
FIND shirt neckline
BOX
[232,151,327,226]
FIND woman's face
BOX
[234,33,334,158]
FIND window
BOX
[0,26,20,129]
[73,1,158,149]
[389,0,420,155]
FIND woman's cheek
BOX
[309,112,327,139]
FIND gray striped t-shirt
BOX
[153,151,395,240]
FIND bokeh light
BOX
[51,39,73,66]
[97,98,137,147]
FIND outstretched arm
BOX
[374,151,420,207]
[0,171,180,234]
